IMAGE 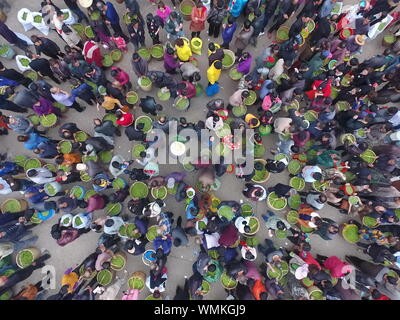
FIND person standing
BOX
[128,19,146,51]
[50,87,86,112]
[222,16,237,49]
[234,20,254,57]
[53,11,83,50]
[63,0,89,23]
[165,11,184,42]
[190,1,207,39]
[146,13,164,45]
[83,39,103,68]
[31,35,64,60]
[0,62,31,88]
[27,53,61,84]
[98,1,128,40]
[207,0,227,38]
[268,0,299,38]
[0,20,29,51]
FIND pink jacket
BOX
[111,67,130,86]
[122,289,139,300]
[156,6,171,23]
[323,256,352,278]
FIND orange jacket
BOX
[252,279,267,300]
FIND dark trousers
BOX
[151,34,161,45]
[71,101,84,112]
[70,7,89,23]
[170,0,182,7]
[13,38,29,51]
[222,42,230,49]
[235,48,243,57]
[42,72,61,84]
[0,100,27,113]
[268,15,286,34]
[191,31,201,39]
[208,22,221,38]
[111,23,128,40]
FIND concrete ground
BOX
[0,0,392,300]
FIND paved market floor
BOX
[0,0,390,299]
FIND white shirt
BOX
[302,166,322,183]
[204,232,220,249]
[104,217,125,235]
[235,216,251,233]
[0,177,12,195]
[51,92,74,107]
[26,168,56,184]
[389,111,400,126]
[205,117,224,131]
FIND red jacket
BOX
[116,112,134,127]
[299,251,321,269]
[83,41,103,67]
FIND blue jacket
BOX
[222,22,237,44]
[0,162,20,177]
[228,0,248,18]
[24,133,49,150]
[37,141,59,159]
[105,2,120,25]
[71,83,91,96]
[185,200,198,220]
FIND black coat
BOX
[29,58,53,76]
[35,38,61,58]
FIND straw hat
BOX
[78,0,93,8]
[355,35,366,46]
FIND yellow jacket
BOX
[207,61,221,85]
[245,113,260,128]
[175,40,192,62]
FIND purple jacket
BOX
[33,98,56,116]
[222,22,237,44]
[237,53,252,74]
[164,53,180,72]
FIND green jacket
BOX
[316,150,340,168]
[203,260,223,283]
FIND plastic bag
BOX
[14,33,34,46]
[17,8,33,32]
[61,8,77,25]
[15,55,32,72]
[30,12,50,36]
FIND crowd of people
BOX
[0,0,400,300]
